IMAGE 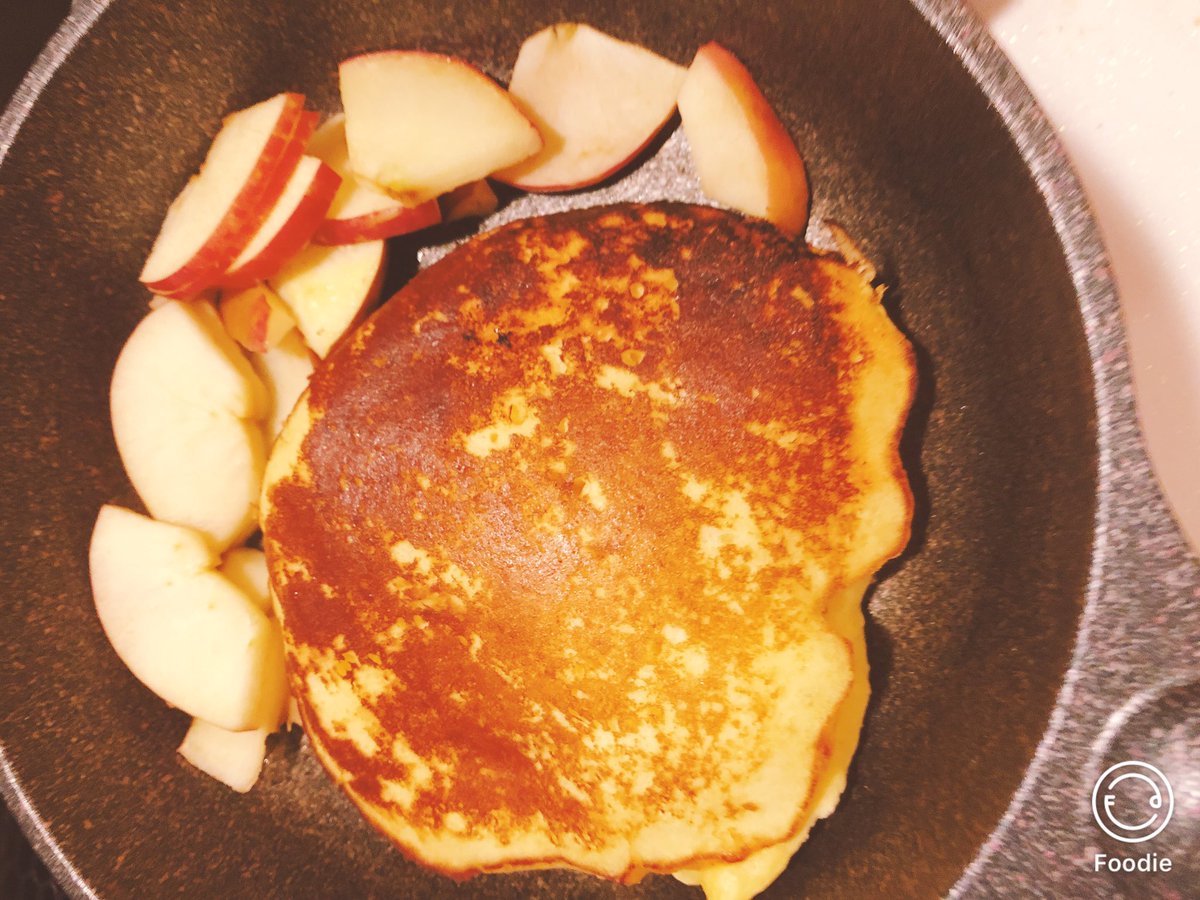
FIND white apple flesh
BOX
[677,42,810,237]
[89,505,287,732]
[495,23,686,191]
[269,239,386,358]
[110,299,267,551]
[178,718,271,793]
[250,328,315,442]
[339,51,542,202]
[306,114,442,244]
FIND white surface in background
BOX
[966,0,1200,549]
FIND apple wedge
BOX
[219,282,297,353]
[494,24,686,191]
[339,51,542,202]
[110,299,266,551]
[677,42,810,237]
[307,114,442,244]
[140,93,313,299]
[219,547,272,615]
[221,155,341,290]
[89,505,287,731]
[269,239,385,358]
[250,328,315,441]
[441,179,499,222]
[178,718,271,793]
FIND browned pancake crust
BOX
[263,203,914,879]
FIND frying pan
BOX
[1,0,1197,897]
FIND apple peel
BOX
[140,94,314,299]
[222,155,341,290]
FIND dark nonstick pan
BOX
[2,1,1197,897]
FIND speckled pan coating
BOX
[0,0,1195,898]
[921,2,1200,896]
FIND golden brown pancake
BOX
[261,202,914,886]
[672,576,871,898]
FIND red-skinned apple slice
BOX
[494,24,686,191]
[339,51,542,202]
[140,94,313,299]
[314,198,439,245]
[221,156,341,290]
[307,114,442,244]
[269,240,386,358]
[441,179,499,222]
[219,282,297,354]
[677,43,810,236]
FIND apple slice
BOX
[110,299,266,551]
[221,155,341,289]
[494,24,686,191]
[307,114,442,244]
[178,718,271,793]
[314,194,440,246]
[250,328,315,441]
[441,179,499,222]
[140,93,312,299]
[269,240,385,358]
[219,547,272,615]
[677,42,810,236]
[339,51,542,202]
[89,505,287,731]
[219,282,297,353]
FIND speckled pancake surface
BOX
[261,202,914,882]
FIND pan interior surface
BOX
[0,1,1095,897]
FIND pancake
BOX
[261,202,914,888]
[672,576,870,898]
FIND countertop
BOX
[966,0,1200,549]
